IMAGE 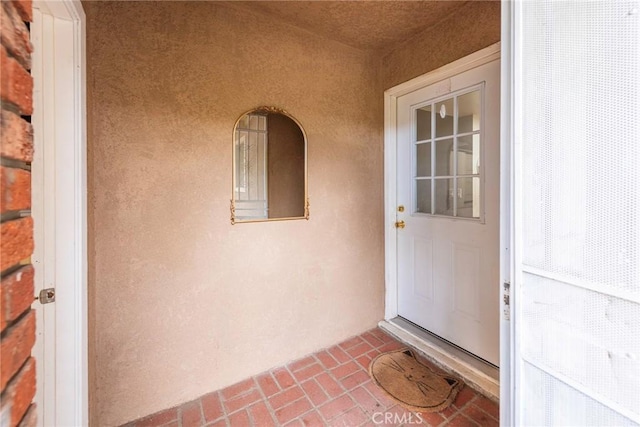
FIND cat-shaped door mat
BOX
[369,348,462,413]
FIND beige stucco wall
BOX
[85,1,501,424]
[85,2,383,425]
[381,1,501,90]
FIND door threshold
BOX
[379,318,499,402]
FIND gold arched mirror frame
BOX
[230,106,309,224]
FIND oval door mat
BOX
[369,348,462,413]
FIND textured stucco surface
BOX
[86,2,384,425]
[229,1,468,52]
[86,1,502,425]
[381,1,501,89]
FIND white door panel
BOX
[452,243,480,320]
[396,59,500,366]
[511,0,640,424]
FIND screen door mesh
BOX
[520,0,639,425]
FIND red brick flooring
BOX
[124,328,499,427]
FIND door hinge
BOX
[37,288,55,305]
[503,281,510,321]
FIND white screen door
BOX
[511,0,640,424]
[396,59,500,366]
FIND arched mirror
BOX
[231,107,308,224]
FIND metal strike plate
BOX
[503,282,510,321]
[38,288,55,305]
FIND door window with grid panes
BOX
[414,85,483,220]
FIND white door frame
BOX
[500,0,516,424]
[382,41,503,399]
[31,1,87,426]
[383,42,501,322]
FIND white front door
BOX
[395,59,500,366]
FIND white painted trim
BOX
[379,320,499,401]
[383,44,501,99]
[383,91,399,320]
[522,265,640,304]
[510,1,524,424]
[31,1,87,426]
[383,42,503,413]
[500,0,515,425]
[383,42,501,321]
[30,8,55,427]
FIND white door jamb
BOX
[500,0,516,424]
[31,1,87,426]
[383,43,502,321]
[382,42,502,401]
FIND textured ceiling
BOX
[227,1,470,52]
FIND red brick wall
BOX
[0,0,37,426]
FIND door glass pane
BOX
[435,138,454,176]
[248,131,259,199]
[457,177,480,218]
[416,179,432,214]
[235,131,246,199]
[416,142,431,177]
[258,115,267,131]
[412,87,483,220]
[458,134,480,175]
[457,90,481,133]
[235,115,268,208]
[435,98,454,138]
[416,105,432,141]
[238,115,250,129]
[434,178,454,216]
[249,114,259,130]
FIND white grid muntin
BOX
[410,83,486,222]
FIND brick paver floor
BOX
[124,328,499,427]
